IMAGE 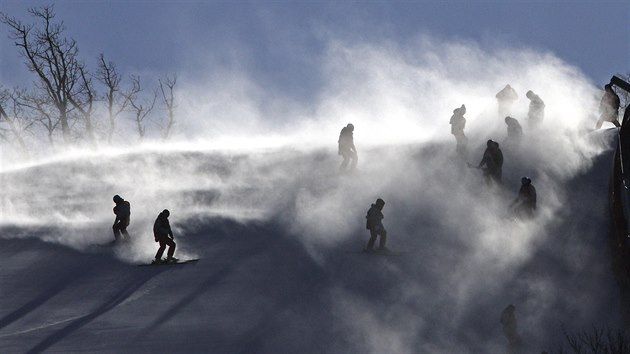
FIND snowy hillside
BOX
[0,124,622,353]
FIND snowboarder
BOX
[449,104,468,156]
[595,83,621,129]
[496,84,518,118]
[112,195,131,241]
[526,90,545,128]
[153,209,177,264]
[365,198,388,252]
[474,139,503,184]
[510,177,537,218]
[338,123,358,172]
[504,116,523,145]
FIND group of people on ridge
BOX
[112,195,177,264]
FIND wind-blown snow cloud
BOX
[0,37,616,351]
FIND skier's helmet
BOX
[162,209,170,218]
[113,195,123,203]
[347,123,354,131]
[521,177,531,185]
[375,198,385,207]
[487,139,494,147]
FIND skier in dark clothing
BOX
[504,116,523,145]
[476,140,504,184]
[595,83,621,129]
[153,209,177,263]
[112,195,131,241]
[338,123,358,172]
[510,177,537,218]
[449,104,468,156]
[365,198,388,252]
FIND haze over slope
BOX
[0,40,622,352]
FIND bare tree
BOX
[0,88,32,153]
[97,53,131,143]
[127,75,157,141]
[1,5,83,143]
[158,74,177,139]
[66,64,97,144]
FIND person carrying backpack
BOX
[153,209,177,264]
[112,195,131,241]
[365,198,388,252]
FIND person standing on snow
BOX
[595,83,621,129]
[338,123,358,172]
[449,104,468,156]
[526,90,545,128]
[510,177,537,218]
[365,198,388,252]
[153,209,177,264]
[504,116,523,145]
[112,195,131,241]
[496,84,518,118]
[476,140,504,184]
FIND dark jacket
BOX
[153,212,173,240]
[366,204,384,230]
[517,184,537,210]
[113,201,131,221]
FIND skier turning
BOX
[153,209,177,264]
[112,195,131,241]
[365,198,388,253]
[338,123,358,172]
[510,177,537,218]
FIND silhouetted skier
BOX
[338,123,358,172]
[365,198,388,252]
[475,140,503,184]
[496,84,518,118]
[112,195,131,241]
[595,83,621,129]
[153,209,177,264]
[510,177,537,218]
[500,304,523,354]
[449,104,468,156]
[504,116,523,145]
[526,90,545,128]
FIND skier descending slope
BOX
[112,195,131,241]
[153,209,178,264]
[365,198,389,253]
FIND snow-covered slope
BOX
[0,127,621,353]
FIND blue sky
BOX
[1,0,628,103]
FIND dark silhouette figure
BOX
[504,116,523,144]
[595,83,621,129]
[500,304,523,354]
[365,198,388,252]
[153,209,177,263]
[510,177,537,218]
[449,104,468,156]
[496,84,518,118]
[338,123,358,172]
[526,90,545,128]
[112,195,131,241]
[477,140,504,184]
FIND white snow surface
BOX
[0,123,622,353]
